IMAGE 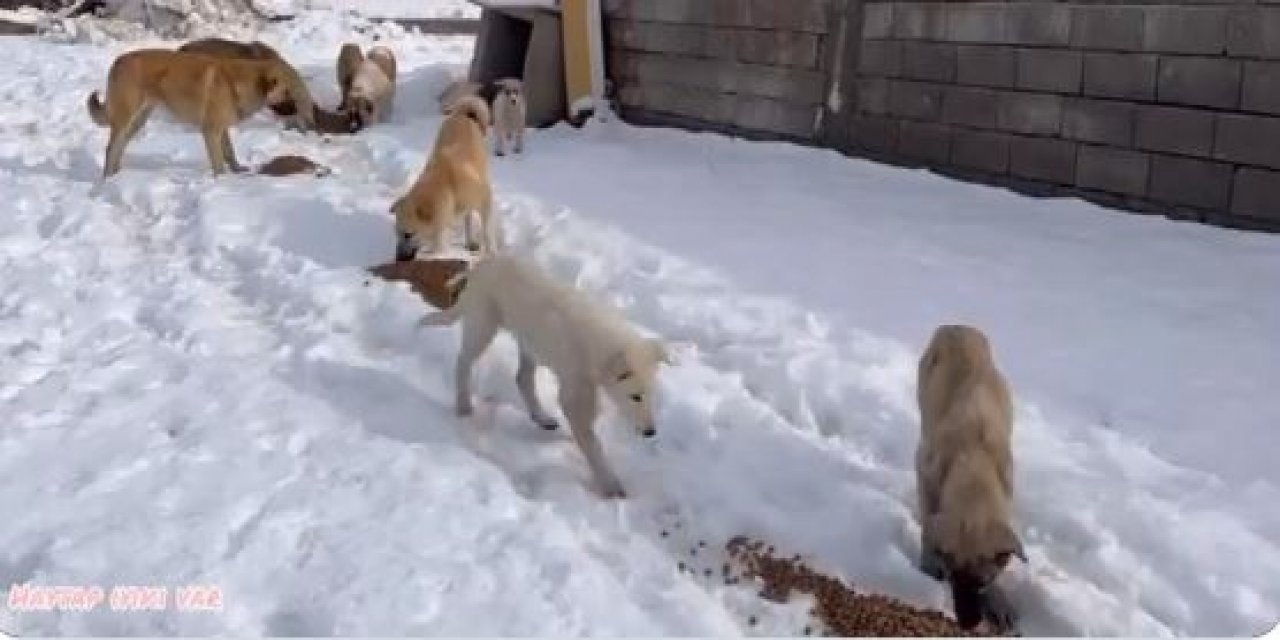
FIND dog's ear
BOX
[602,350,633,382]
[992,523,1027,568]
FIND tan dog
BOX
[336,42,364,112]
[491,78,526,156]
[347,46,397,128]
[175,38,335,133]
[392,95,496,261]
[437,79,481,115]
[420,254,670,499]
[916,324,1025,633]
[86,49,315,177]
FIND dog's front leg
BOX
[514,126,524,154]
[453,310,499,417]
[560,382,625,498]
[220,131,248,173]
[516,345,558,430]
[494,131,506,157]
[201,127,229,175]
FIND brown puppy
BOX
[336,42,364,112]
[916,324,1025,633]
[392,96,496,261]
[347,45,397,128]
[179,37,355,134]
[87,49,315,177]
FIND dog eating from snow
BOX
[491,78,526,156]
[420,254,670,499]
[915,324,1025,633]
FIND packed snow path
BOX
[1,14,1278,637]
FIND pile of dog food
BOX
[367,259,470,310]
[725,536,986,637]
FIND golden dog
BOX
[180,37,357,135]
[916,324,1025,633]
[346,45,397,128]
[87,49,317,177]
[392,96,496,261]
[336,42,363,111]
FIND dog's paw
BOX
[981,585,1020,635]
[456,402,474,417]
[465,242,481,253]
[598,478,627,499]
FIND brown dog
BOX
[87,49,316,177]
[346,45,397,128]
[392,96,497,261]
[179,37,357,135]
[336,43,364,112]
[915,324,1025,633]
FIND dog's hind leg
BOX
[515,344,558,430]
[453,306,498,417]
[560,381,625,498]
[102,104,149,178]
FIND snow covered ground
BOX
[318,0,478,19]
[1,11,1278,637]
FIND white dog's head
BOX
[601,338,670,438]
[495,77,525,110]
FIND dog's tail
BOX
[448,95,491,134]
[86,91,108,127]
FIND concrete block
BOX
[859,40,902,77]
[857,78,891,116]
[1215,113,1280,170]
[849,115,899,154]
[1149,155,1233,211]
[736,29,822,68]
[894,3,949,40]
[946,3,1009,43]
[1157,56,1241,110]
[731,95,819,138]
[1243,61,1280,115]
[1072,6,1146,51]
[1143,7,1228,55]
[1062,98,1133,145]
[1009,135,1076,183]
[997,92,1062,136]
[863,3,894,39]
[1134,105,1215,158]
[898,120,953,164]
[889,80,945,121]
[1016,49,1082,94]
[1232,167,1280,221]
[1082,52,1157,100]
[957,45,1016,88]
[951,129,1011,174]
[1077,145,1150,196]
[942,86,999,128]
[1006,3,1071,46]
[902,42,958,83]
[1227,7,1280,58]
[739,0,829,34]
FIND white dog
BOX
[491,78,527,156]
[916,324,1025,632]
[420,254,670,498]
[348,45,397,128]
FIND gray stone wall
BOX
[839,1,1280,229]
[602,0,1280,230]
[602,0,836,140]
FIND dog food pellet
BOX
[661,530,669,538]
[725,536,989,637]
[748,616,757,626]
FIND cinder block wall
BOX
[601,0,1280,231]
[602,0,836,140]
[842,1,1280,229]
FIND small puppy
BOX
[491,78,527,156]
[420,254,670,499]
[915,324,1025,633]
[336,42,364,112]
[87,48,314,177]
[437,79,482,115]
[347,45,397,128]
[392,95,496,261]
